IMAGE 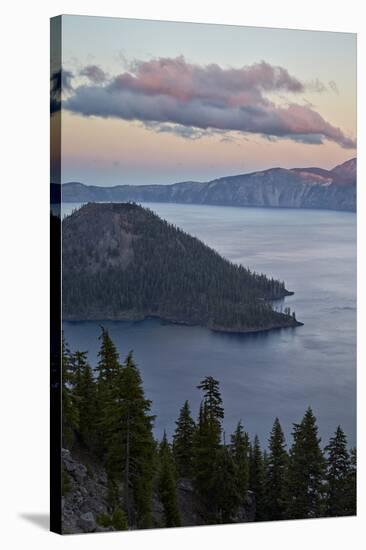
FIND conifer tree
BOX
[193,401,212,504]
[73,351,96,447]
[105,351,155,529]
[194,377,224,518]
[158,432,181,527]
[249,435,265,521]
[173,400,196,478]
[197,376,224,431]
[264,418,288,520]
[230,421,250,500]
[285,407,325,519]
[62,335,78,447]
[345,447,357,515]
[95,327,121,457]
[96,327,121,384]
[211,445,240,523]
[325,426,351,516]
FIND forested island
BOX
[62,203,302,333]
[61,329,356,533]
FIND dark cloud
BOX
[63,56,355,149]
[80,64,107,83]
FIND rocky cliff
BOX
[59,158,356,212]
[62,448,255,534]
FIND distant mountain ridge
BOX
[57,158,356,212]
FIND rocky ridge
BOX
[58,158,356,212]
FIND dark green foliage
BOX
[73,351,97,446]
[264,418,288,520]
[62,203,298,331]
[325,426,353,516]
[194,377,224,517]
[104,351,155,529]
[211,445,240,523]
[96,513,112,528]
[285,407,325,519]
[95,327,121,457]
[158,433,181,527]
[173,401,196,478]
[96,327,121,384]
[62,335,78,447]
[112,507,128,530]
[62,330,155,530]
[230,421,250,500]
[197,376,224,431]
[346,448,357,515]
[61,333,357,527]
[249,435,265,521]
[96,509,128,530]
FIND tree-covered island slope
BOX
[62,203,302,332]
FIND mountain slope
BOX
[62,203,301,333]
[59,158,356,212]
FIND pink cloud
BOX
[64,57,355,149]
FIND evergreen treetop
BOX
[173,400,196,478]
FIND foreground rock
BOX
[61,448,255,534]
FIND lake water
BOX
[62,202,356,448]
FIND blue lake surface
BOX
[63,202,356,448]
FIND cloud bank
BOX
[63,57,355,148]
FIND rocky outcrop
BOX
[58,158,356,212]
[61,448,256,534]
[62,448,112,534]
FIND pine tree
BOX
[105,351,155,529]
[62,335,78,447]
[211,444,240,523]
[193,401,212,504]
[249,435,265,521]
[96,327,121,384]
[264,418,288,520]
[325,426,351,517]
[158,432,181,527]
[345,447,356,515]
[173,400,196,478]
[285,407,325,519]
[95,327,121,457]
[194,377,224,519]
[73,351,96,447]
[230,421,250,500]
[197,377,224,430]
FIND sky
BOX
[52,15,356,186]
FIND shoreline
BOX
[62,313,304,335]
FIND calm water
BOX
[63,202,356,448]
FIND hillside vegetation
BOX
[62,203,301,332]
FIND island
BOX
[62,203,303,333]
